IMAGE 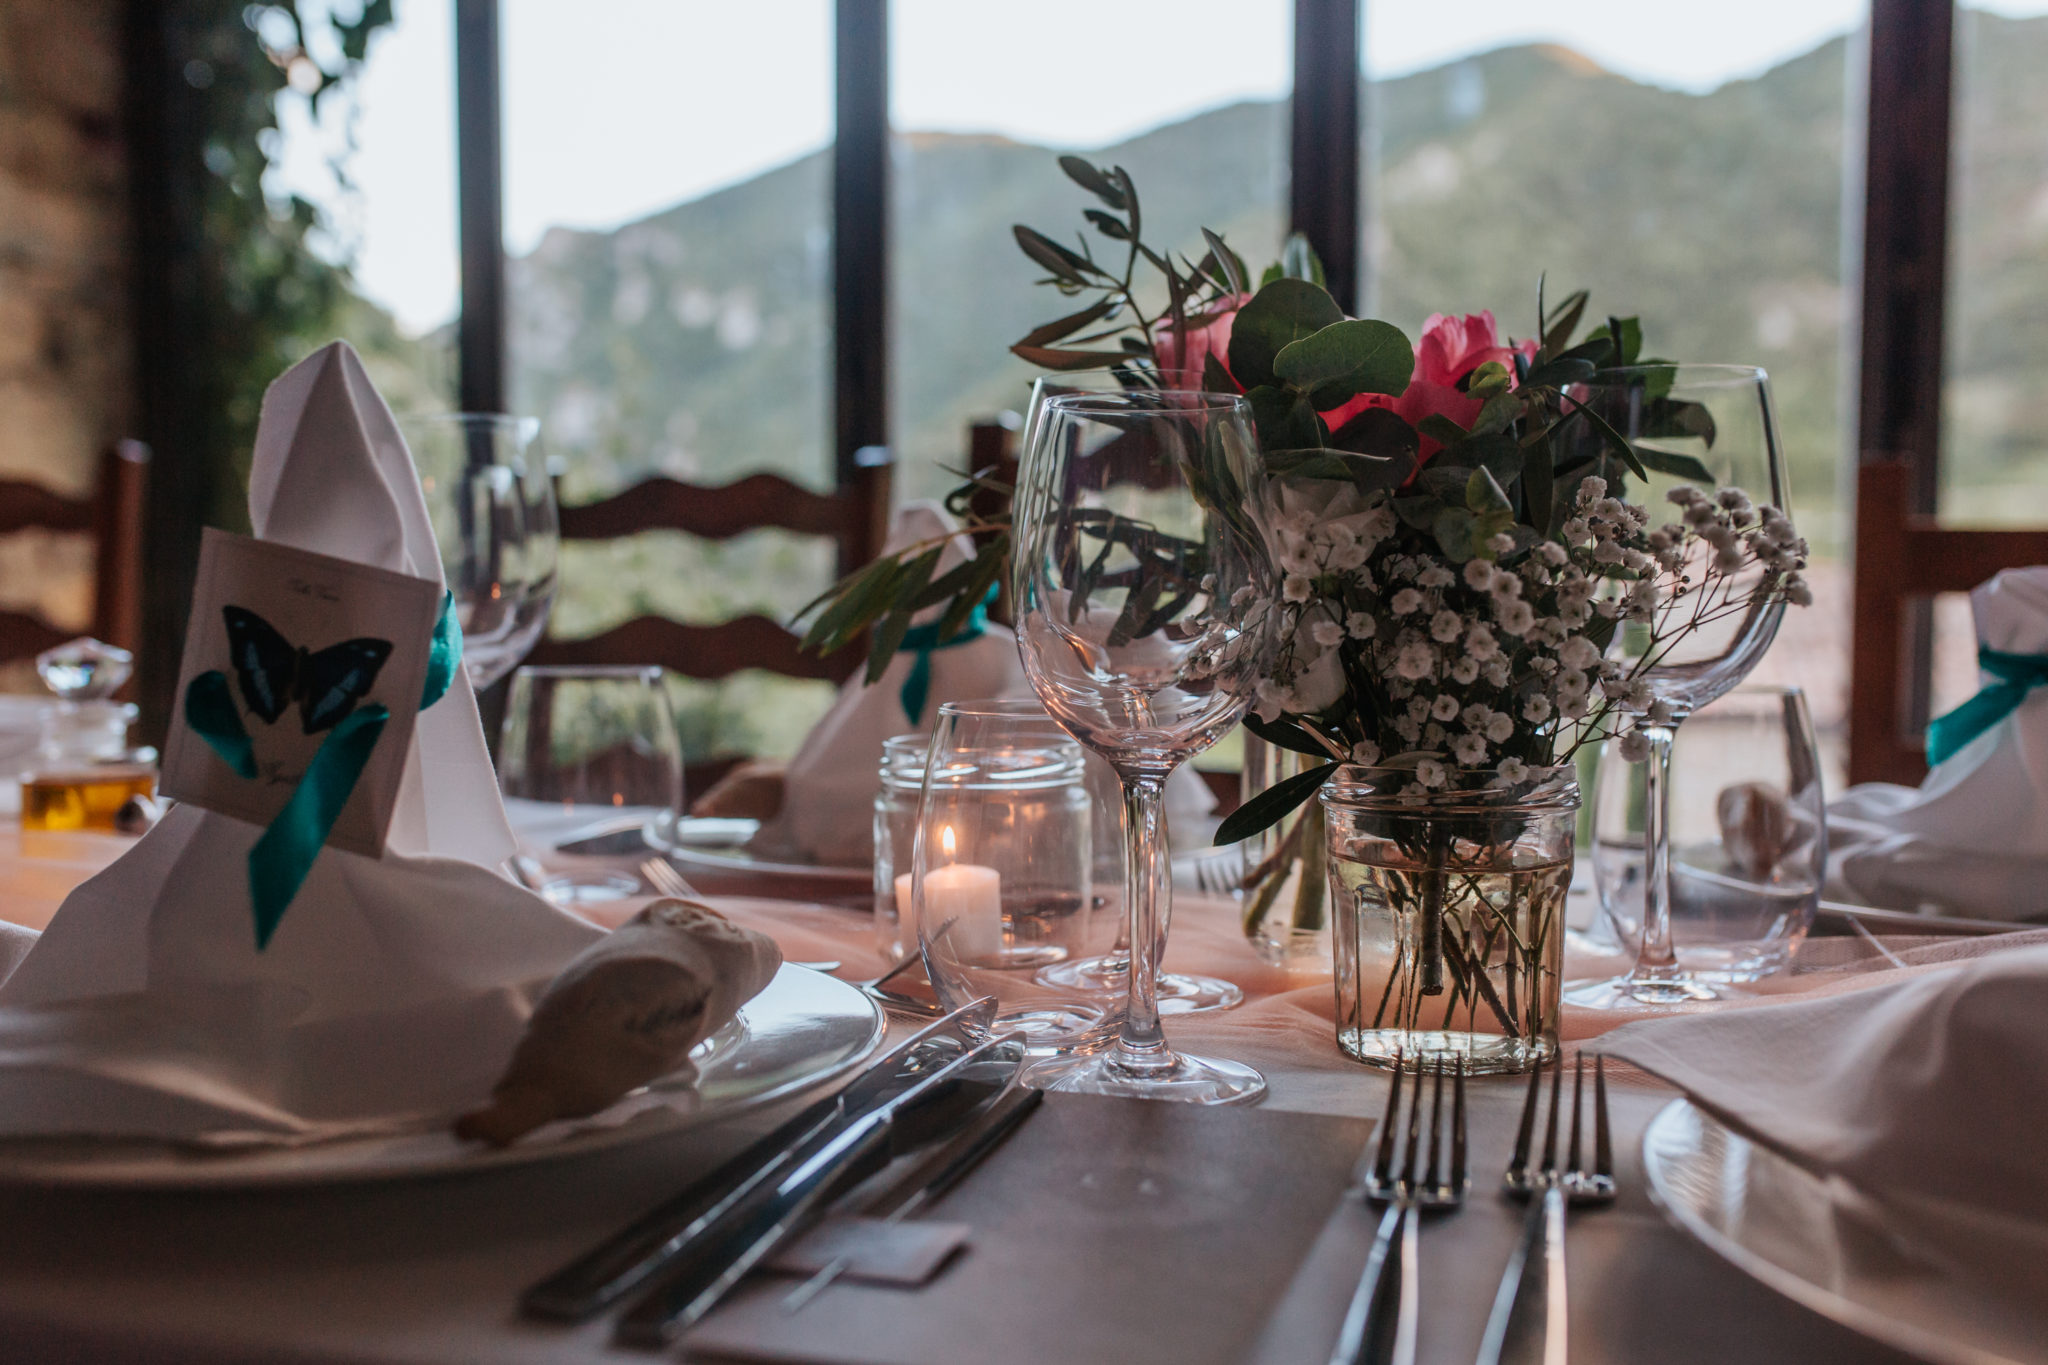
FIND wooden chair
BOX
[1849,458,2048,784]
[526,448,893,790]
[0,441,150,670]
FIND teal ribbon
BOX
[894,593,990,723]
[1925,645,2048,767]
[182,591,463,949]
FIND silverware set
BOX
[1328,1052,1615,1365]
[522,999,1037,1347]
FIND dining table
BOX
[0,801,2011,1365]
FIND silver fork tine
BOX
[1400,1059,1426,1195]
[1594,1055,1613,1182]
[1450,1058,1467,1197]
[1566,1054,1585,1180]
[1364,1054,1405,1193]
[1421,1059,1445,1198]
[1539,1054,1564,1182]
[1506,1054,1543,1191]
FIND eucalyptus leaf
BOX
[1433,505,1478,560]
[1201,352,1236,393]
[1328,407,1420,462]
[1084,209,1130,241]
[1244,711,1338,759]
[1280,233,1327,289]
[1523,357,1596,389]
[1014,297,1119,350]
[1012,344,1136,371]
[1012,225,1098,283]
[1057,155,1125,208]
[1258,262,1284,287]
[1541,288,1589,358]
[1226,279,1346,390]
[1465,466,1512,515]
[1631,444,1717,484]
[1200,228,1249,295]
[1272,319,1414,402]
[1215,760,1339,845]
[1417,413,1467,447]
[1395,494,1443,530]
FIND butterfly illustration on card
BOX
[223,605,394,735]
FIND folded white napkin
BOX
[1827,567,2048,920]
[0,342,602,1146]
[749,502,1035,866]
[1604,942,2048,1222]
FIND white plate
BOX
[645,812,869,886]
[0,964,884,1191]
[1643,1098,2048,1365]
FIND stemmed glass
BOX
[1023,370,1246,1015]
[402,413,560,690]
[1011,390,1276,1104]
[1562,365,1793,1006]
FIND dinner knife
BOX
[521,997,997,1322]
[611,1028,1026,1347]
[779,1076,1044,1313]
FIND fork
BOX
[1328,1056,1467,1365]
[640,855,702,900]
[1476,1054,1615,1365]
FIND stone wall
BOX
[0,0,130,641]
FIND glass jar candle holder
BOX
[873,734,928,958]
[914,700,1106,1052]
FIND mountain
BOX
[375,13,2046,759]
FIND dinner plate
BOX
[1643,1099,2048,1365]
[0,963,885,1191]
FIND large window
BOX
[266,0,456,415]
[1364,3,1866,783]
[499,1,838,761]
[887,0,1291,500]
[1940,3,2048,525]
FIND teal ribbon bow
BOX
[184,591,463,949]
[1925,645,2048,767]
[893,592,992,724]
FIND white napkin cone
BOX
[0,342,601,1146]
[749,501,1035,866]
[1827,567,2048,920]
[1604,943,2048,1226]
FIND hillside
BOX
[462,13,2048,759]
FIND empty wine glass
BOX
[1012,390,1276,1105]
[402,413,559,690]
[1024,368,1247,1015]
[498,664,683,907]
[1561,365,1794,1007]
[1592,684,1825,981]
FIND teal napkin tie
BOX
[184,590,464,948]
[1924,645,2048,767]
[894,593,991,724]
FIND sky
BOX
[272,0,2048,336]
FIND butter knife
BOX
[521,998,997,1322]
[612,1026,1026,1347]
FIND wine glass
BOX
[1023,369,1246,1015]
[1592,684,1825,981]
[1011,389,1276,1105]
[1562,365,1794,1006]
[402,413,560,690]
[498,664,684,908]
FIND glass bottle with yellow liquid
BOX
[17,638,158,833]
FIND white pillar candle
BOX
[904,825,1004,961]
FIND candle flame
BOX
[941,824,956,861]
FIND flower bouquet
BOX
[800,156,1809,1068]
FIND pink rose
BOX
[1153,294,1251,392]
[1389,311,1537,461]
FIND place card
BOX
[159,528,442,858]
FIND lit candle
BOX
[902,825,1003,961]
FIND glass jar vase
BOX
[1238,732,1331,967]
[1321,764,1579,1075]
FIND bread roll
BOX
[455,898,781,1145]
